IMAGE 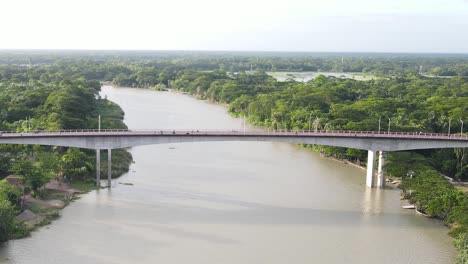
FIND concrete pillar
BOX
[366,150,376,187]
[377,151,386,187]
[108,149,112,188]
[96,149,100,186]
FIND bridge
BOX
[1,129,467,188]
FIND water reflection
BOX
[362,187,387,215]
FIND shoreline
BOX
[5,88,132,242]
[102,84,457,237]
[102,83,232,108]
[10,180,101,240]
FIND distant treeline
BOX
[0,50,467,76]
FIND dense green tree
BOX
[10,159,49,192]
[0,180,21,209]
[0,199,16,243]
[62,148,88,180]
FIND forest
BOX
[0,51,467,261]
[0,63,132,242]
[1,50,468,76]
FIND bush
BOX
[0,199,16,243]
[0,180,22,209]
[454,233,468,264]
[449,193,468,237]
[400,169,459,218]
[11,222,31,239]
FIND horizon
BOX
[1,49,468,56]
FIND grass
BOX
[68,179,102,193]
[455,185,468,193]
[41,190,71,202]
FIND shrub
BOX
[454,233,468,264]
[0,199,16,243]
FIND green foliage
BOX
[0,63,132,197]
[10,159,49,192]
[62,148,88,180]
[0,180,22,209]
[455,233,468,264]
[35,150,63,179]
[400,169,468,247]
[0,199,16,243]
[450,193,468,237]
[400,170,460,217]
[425,190,464,219]
[10,159,34,178]
[99,149,133,178]
[1,51,468,76]
[170,68,467,180]
[386,152,432,178]
[10,222,31,239]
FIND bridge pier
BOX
[377,151,386,187]
[96,149,100,186]
[367,150,386,188]
[108,149,112,188]
[366,150,376,187]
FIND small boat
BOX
[402,205,416,209]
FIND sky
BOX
[0,0,467,53]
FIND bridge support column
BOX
[96,149,100,186]
[366,150,376,187]
[108,149,112,188]
[377,151,386,188]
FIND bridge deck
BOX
[0,129,467,141]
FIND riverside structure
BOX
[0,129,467,188]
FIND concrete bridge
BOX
[1,129,467,188]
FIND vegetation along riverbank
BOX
[109,56,467,261]
[165,68,468,262]
[0,65,132,243]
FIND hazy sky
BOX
[1,0,467,52]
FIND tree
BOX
[0,180,21,209]
[0,199,16,243]
[62,148,87,180]
[10,159,49,192]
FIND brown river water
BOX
[0,86,455,263]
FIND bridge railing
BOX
[0,129,467,140]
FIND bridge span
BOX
[1,129,467,188]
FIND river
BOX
[0,86,455,263]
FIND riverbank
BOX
[110,85,458,262]
[0,94,133,243]
[9,179,101,240]
[1,83,456,264]
[165,85,464,231]
[104,81,169,91]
